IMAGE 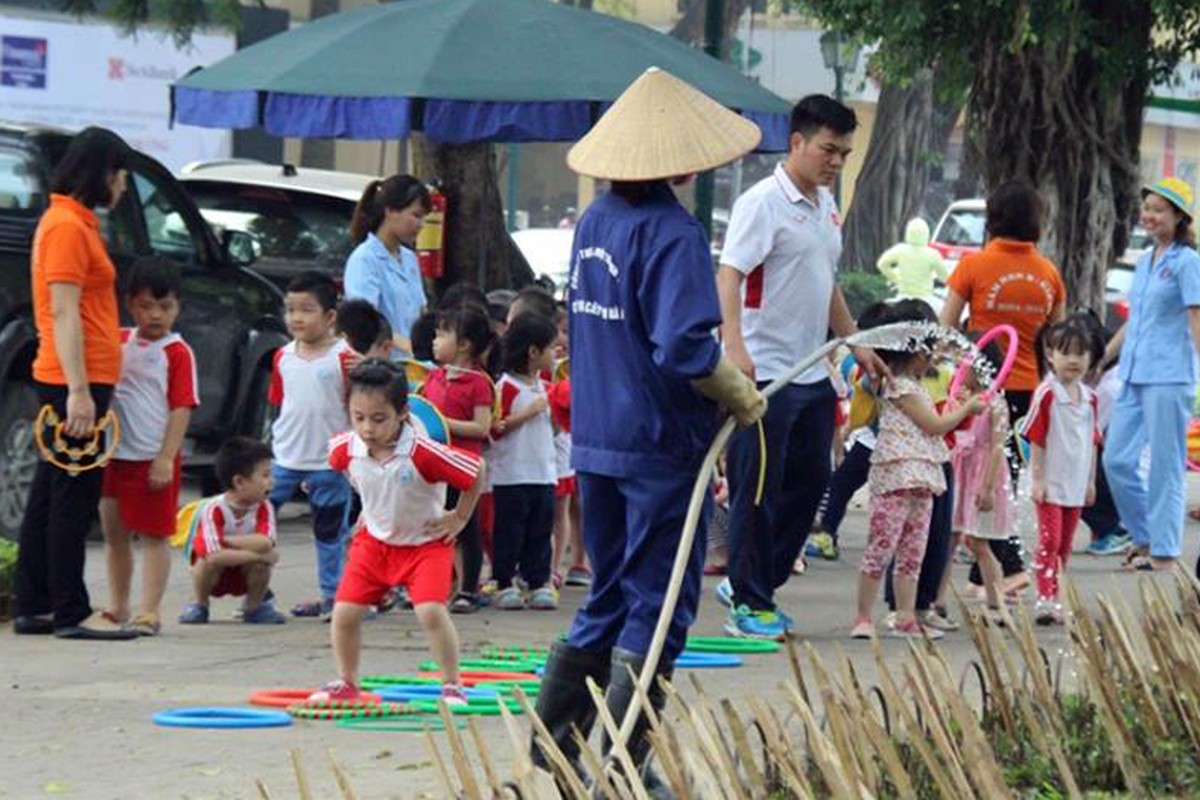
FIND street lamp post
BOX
[819,30,859,207]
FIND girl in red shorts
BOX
[311,360,485,705]
[100,258,198,636]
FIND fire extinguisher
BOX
[416,182,446,279]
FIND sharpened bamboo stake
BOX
[747,694,816,799]
[513,687,592,800]
[326,750,358,800]
[783,682,867,800]
[495,697,539,799]
[720,697,769,796]
[685,674,750,800]
[290,748,314,800]
[424,732,459,799]
[255,778,272,800]
[587,677,653,800]
[438,700,483,800]
[466,717,502,796]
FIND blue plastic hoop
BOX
[374,685,498,702]
[152,707,293,729]
[675,651,743,669]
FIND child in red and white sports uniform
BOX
[269,272,357,619]
[422,304,496,613]
[100,258,199,636]
[179,437,285,624]
[1021,319,1103,626]
[490,313,559,611]
[311,360,484,706]
[549,304,589,589]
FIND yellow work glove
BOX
[692,357,767,427]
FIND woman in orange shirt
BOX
[13,127,137,640]
[939,180,1066,597]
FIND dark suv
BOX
[0,124,288,540]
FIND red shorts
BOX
[101,457,182,537]
[336,532,454,607]
[555,475,577,498]
[209,567,248,598]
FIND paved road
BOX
[3,477,1195,799]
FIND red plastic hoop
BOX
[249,688,381,708]
[949,324,1019,403]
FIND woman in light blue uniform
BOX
[1104,177,1200,570]
[530,69,766,793]
[343,175,429,355]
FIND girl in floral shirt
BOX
[852,311,984,640]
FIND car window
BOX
[936,208,986,247]
[183,181,354,269]
[131,171,202,262]
[0,148,39,211]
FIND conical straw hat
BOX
[568,67,762,181]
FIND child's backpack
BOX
[172,496,217,564]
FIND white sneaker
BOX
[918,609,960,632]
[889,620,944,640]
[1033,598,1059,626]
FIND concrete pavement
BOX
[2,476,1196,799]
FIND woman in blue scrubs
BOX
[1104,177,1200,570]
[531,68,766,792]
[343,175,429,355]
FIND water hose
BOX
[608,321,941,768]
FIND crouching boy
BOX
[178,437,286,625]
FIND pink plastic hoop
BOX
[949,324,1019,403]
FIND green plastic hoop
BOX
[337,715,464,732]
[420,658,544,673]
[409,697,525,716]
[684,637,781,654]
[473,680,542,696]
[360,675,443,689]
[480,646,551,661]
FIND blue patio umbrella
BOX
[172,0,791,150]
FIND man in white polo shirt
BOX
[716,94,885,640]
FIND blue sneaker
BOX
[178,603,209,624]
[242,602,286,624]
[805,532,839,560]
[775,608,796,633]
[714,577,733,609]
[724,605,786,641]
[1087,533,1132,556]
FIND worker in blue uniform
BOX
[531,67,767,793]
[1104,176,1200,571]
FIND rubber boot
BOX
[531,642,612,782]
[600,648,675,799]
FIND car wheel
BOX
[241,363,277,445]
[0,382,39,541]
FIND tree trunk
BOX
[968,4,1153,313]
[840,71,937,271]
[669,0,752,48]
[411,136,534,294]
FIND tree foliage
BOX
[62,0,249,46]
[805,0,1200,311]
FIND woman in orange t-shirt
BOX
[13,127,137,641]
[939,180,1066,596]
